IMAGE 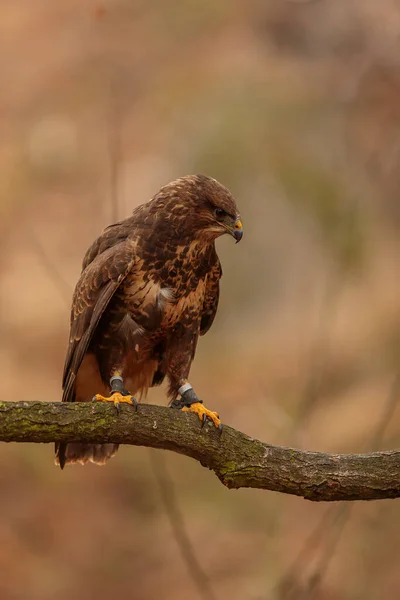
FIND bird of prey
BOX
[55,174,243,468]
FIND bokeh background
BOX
[1,1,400,599]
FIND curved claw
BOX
[182,402,221,429]
[92,392,138,413]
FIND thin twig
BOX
[149,450,218,600]
[27,230,71,307]
[107,90,122,224]
[276,505,336,598]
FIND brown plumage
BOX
[55,174,243,468]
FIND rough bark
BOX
[0,400,399,502]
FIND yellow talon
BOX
[182,402,221,429]
[93,392,136,407]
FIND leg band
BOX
[178,382,193,396]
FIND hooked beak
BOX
[232,218,243,243]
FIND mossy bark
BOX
[0,401,399,501]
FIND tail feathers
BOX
[55,442,119,469]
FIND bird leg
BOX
[92,374,137,414]
[172,382,222,430]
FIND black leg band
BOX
[180,388,203,407]
[110,376,130,396]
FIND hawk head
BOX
[153,174,243,244]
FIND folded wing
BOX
[62,241,136,403]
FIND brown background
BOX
[1,1,400,599]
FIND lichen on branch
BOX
[0,401,399,502]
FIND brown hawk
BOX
[55,174,243,468]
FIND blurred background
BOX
[1,1,400,598]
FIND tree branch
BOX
[0,401,399,502]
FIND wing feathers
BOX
[62,241,136,401]
[200,257,222,335]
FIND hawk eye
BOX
[214,208,225,219]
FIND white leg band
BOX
[178,382,193,396]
